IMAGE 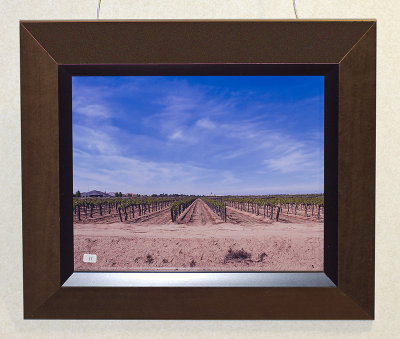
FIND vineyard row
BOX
[73,194,324,222]
[73,198,172,222]
[224,199,324,220]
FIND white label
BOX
[83,254,97,263]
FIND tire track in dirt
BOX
[278,213,324,224]
[131,207,171,225]
[177,199,220,225]
[225,206,272,226]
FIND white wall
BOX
[1,1,399,338]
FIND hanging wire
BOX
[292,0,299,19]
[97,0,102,19]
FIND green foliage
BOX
[72,193,324,222]
[201,197,225,210]
[73,196,175,210]
[170,197,197,221]
[223,194,324,207]
[201,197,226,221]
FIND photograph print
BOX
[72,75,324,271]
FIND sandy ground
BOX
[74,199,323,271]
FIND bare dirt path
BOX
[132,207,171,225]
[225,206,273,226]
[177,199,221,225]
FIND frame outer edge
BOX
[20,21,376,320]
[338,22,376,319]
[20,20,375,64]
[20,23,61,317]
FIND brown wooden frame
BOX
[21,20,376,319]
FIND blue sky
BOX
[72,76,324,195]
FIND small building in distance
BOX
[80,190,112,198]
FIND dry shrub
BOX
[257,252,268,262]
[224,248,251,263]
[146,254,154,264]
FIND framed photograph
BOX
[21,20,376,319]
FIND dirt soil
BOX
[74,199,323,271]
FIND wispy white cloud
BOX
[196,118,216,129]
[73,124,119,155]
[168,130,184,140]
[73,103,111,119]
[218,183,324,195]
[159,95,199,113]
[73,148,231,194]
[72,76,324,194]
[263,149,323,174]
[220,171,241,185]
